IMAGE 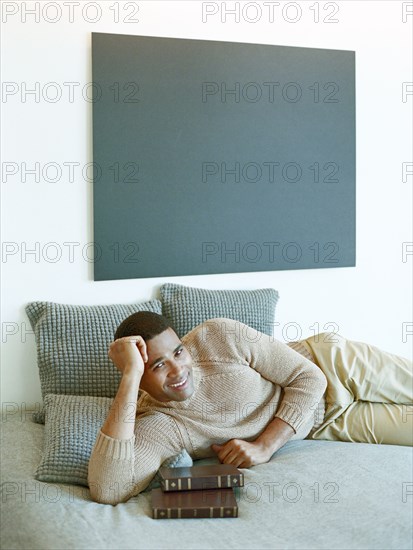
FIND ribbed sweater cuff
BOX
[275,403,304,433]
[94,430,135,460]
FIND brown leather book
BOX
[159,464,244,492]
[151,487,238,519]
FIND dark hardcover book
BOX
[159,464,244,492]
[151,487,238,519]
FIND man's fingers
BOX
[108,336,148,362]
[136,340,148,362]
[217,446,234,463]
[212,444,250,467]
[114,336,142,343]
[223,450,240,464]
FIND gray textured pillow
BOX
[35,394,113,486]
[35,394,193,489]
[160,283,279,338]
[26,299,162,423]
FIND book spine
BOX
[153,506,238,519]
[162,473,244,492]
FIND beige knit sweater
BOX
[88,318,328,504]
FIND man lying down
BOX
[88,311,413,505]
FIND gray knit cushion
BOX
[26,299,162,423]
[160,283,279,338]
[35,394,113,486]
[35,394,193,488]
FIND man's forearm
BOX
[101,370,142,440]
[254,416,295,455]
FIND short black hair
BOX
[114,310,176,342]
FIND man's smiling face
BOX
[139,327,195,402]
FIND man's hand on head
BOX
[210,438,274,469]
[108,336,148,377]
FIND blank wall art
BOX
[92,33,355,281]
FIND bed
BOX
[2,412,412,550]
[1,283,412,549]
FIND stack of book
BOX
[151,464,244,519]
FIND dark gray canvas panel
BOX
[92,33,355,280]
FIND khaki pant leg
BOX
[301,332,413,445]
[314,401,413,446]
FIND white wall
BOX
[2,0,412,408]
